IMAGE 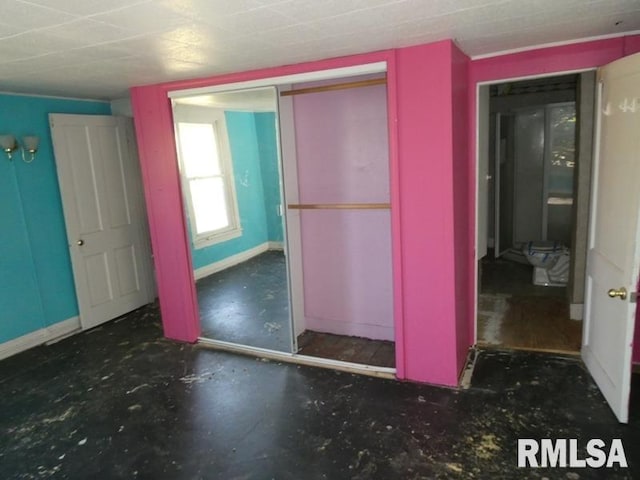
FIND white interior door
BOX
[50,114,155,330]
[582,53,640,423]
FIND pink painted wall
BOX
[300,210,394,340]
[395,41,466,385]
[293,82,393,341]
[294,82,390,204]
[467,34,640,345]
[451,43,471,374]
[130,41,469,386]
[130,87,200,342]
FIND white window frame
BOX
[173,106,242,249]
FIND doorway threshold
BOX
[197,337,396,379]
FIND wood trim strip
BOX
[279,78,387,97]
[197,337,396,379]
[288,203,391,210]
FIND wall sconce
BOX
[0,135,18,160]
[22,136,39,163]
[0,134,39,163]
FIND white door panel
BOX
[583,53,640,423]
[51,114,154,330]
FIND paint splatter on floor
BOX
[0,303,638,479]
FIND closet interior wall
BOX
[288,75,394,342]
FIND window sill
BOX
[193,228,242,249]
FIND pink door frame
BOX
[131,50,407,375]
[467,35,640,344]
[131,40,470,386]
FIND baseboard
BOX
[268,241,284,250]
[570,303,584,320]
[0,316,81,361]
[194,242,271,281]
[45,317,82,345]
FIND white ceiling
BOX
[0,0,639,100]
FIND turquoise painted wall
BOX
[191,111,284,270]
[255,112,284,243]
[0,94,111,344]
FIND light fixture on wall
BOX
[0,134,39,163]
[0,135,18,160]
[21,136,39,163]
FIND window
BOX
[175,112,241,248]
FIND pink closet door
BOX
[292,81,393,341]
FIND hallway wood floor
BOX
[478,254,582,353]
[477,293,582,353]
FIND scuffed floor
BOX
[477,293,582,353]
[297,330,395,368]
[0,304,638,479]
[478,253,582,353]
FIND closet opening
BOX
[475,72,596,354]
[280,73,395,369]
[168,62,396,376]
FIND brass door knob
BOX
[607,287,627,300]
[77,239,84,246]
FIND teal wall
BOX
[0,94,111,344]
[191,111,284,270]
[255,112,284,243]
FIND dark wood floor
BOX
[297,330,395,368]
[477,294,582,353]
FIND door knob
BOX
[77,239,84,246]
[607,287,627,300]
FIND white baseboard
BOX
[268,241,284,250]
[0,316,81,361]
[570,303,584,321]
[45,317,82,344]
[194,242,271,281]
